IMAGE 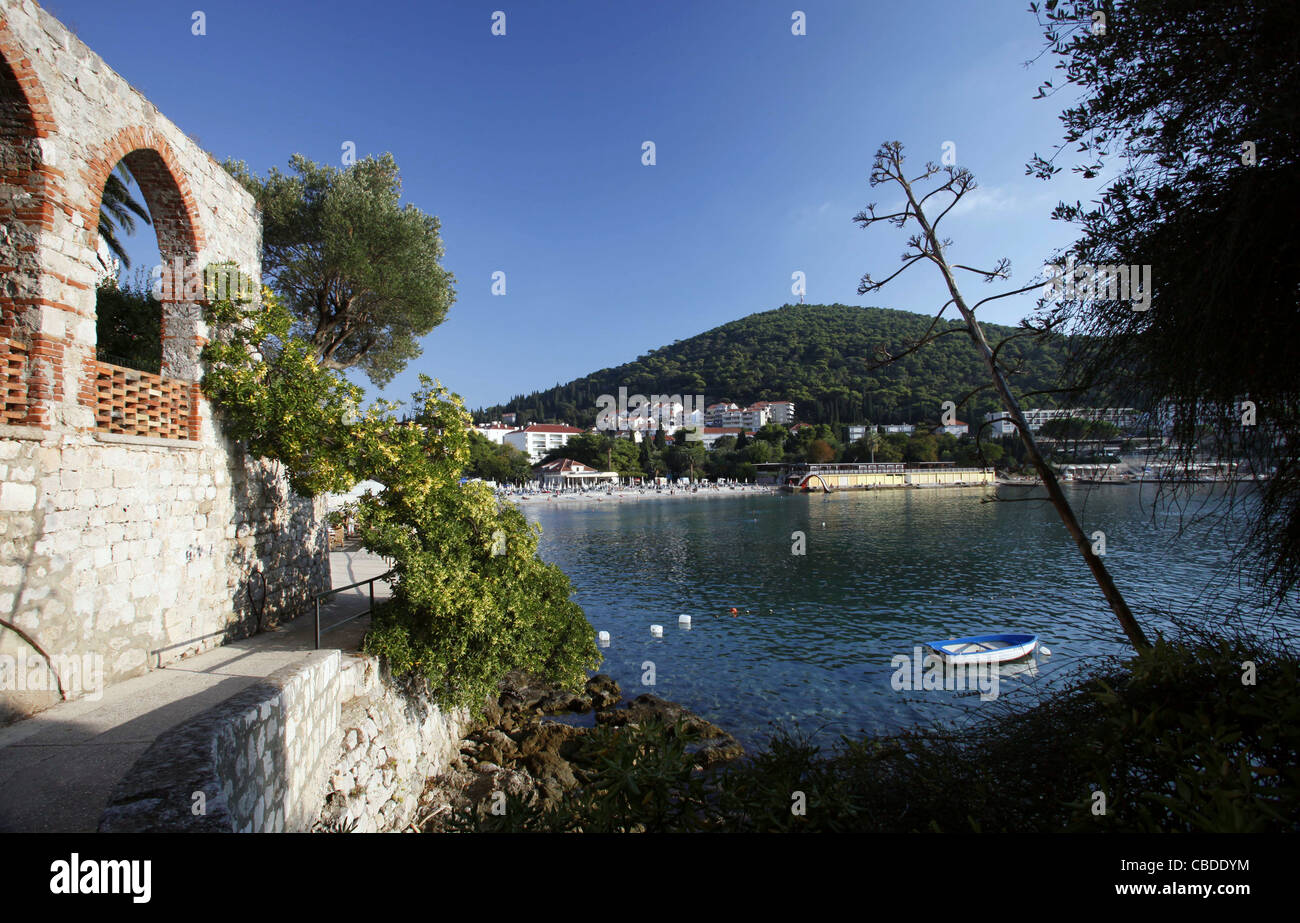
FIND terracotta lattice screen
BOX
[90,361,196,440]
[0,338,29,425]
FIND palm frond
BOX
[98,165,152,269]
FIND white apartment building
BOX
[704,402,740,427]
[750,401,795,425]
[983,412,1020,438]
[847,425,869,442]
[880,424,916,435]
[473,422,516,445]
[609,400,704,434]
[1000,407,1141,434]
[704,400,793,430]
[504,423,585,463]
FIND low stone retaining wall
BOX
[316,657,469,833]
[99,650,466,832]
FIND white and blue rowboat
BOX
[925,633,1037,664]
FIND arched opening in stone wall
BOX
[0,45,49,427]
[92,161,163,374]
[85,142,203,441]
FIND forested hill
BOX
[478,303,1076,428]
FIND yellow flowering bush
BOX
[202,276,598,709]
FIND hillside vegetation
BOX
[478,304,1076,428]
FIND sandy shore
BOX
[500,484,780,507]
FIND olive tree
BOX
[225,153,455,387]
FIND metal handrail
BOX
[314,568,395,649]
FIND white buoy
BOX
[650,624,663,637]
[678,614,691,626]
[597,630,610,644]
[1040,646,1052,656]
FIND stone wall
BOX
[100,651,340,833]
[0,428,329,723]
[0,2,330,721]
[319,655,470,833]
[99,650,468,833]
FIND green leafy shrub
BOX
[201,275,599,710]
[355,379,599,711]
[202,275,359,497]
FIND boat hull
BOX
[925,633,1038,664]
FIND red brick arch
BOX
[0,19,55,131]
[0,19,60,288]
[0,20,61,424]
[0,18,58,202]
[81,126,206,265]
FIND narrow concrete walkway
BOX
[0,550,392,833]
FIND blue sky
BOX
[59,0,1107,411]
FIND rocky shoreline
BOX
[412,671,743,831]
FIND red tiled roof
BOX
[519,424,584,434]
[534,458,595,472]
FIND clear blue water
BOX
[521,485,1295,751]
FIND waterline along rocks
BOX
[413,670,744,831]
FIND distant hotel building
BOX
[984,407,1140,436]
[704,400,795,430]
[473,422,515,445]
[983,412,1019,438]
[750,401,795,425]
[504,423,584,463]
[607,399,703,434]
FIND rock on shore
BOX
[416,671,742,830]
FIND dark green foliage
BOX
[479,304,1074,428]
[465,432,533,484]
[357,380,599,712]
[445,636,1300,832]
[95,272,161,374]
[201,288,598,705]
[223,153,455,387]
[1027,0,1300,600]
